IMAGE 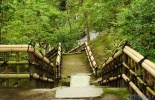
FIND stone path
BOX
[55,73,103,99]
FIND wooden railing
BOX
[99,44,155,100]
[56,42,62,79]
[68,43,85,53]
[68,42,98,76]
[45,47,58,59]
[0,44,55,88]
[85,42,98,76]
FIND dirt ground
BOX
[0,88,55,100]
[0,87,121,100]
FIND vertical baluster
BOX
[29,53,37,88]
[16,52,20,87]
[122,53,128,87]
[4,53,9,87]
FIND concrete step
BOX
[55,73,103,99]
[55,87,103,99]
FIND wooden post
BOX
[4,53,9,87]
[16,52,21,87]
[123,54,128,87]
[29,53,37,88]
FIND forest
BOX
[0,0,155,61]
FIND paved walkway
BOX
[55,73,103,99]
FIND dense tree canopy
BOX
[0,0,155,60]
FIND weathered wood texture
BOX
[100,45,155,100]
[0,44,55,88]
[68,43,85,53]
[85,42,98,76]
[68,42,98,76]
[56,42,62,79]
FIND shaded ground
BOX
[61,53,90,78]
[0,88,55,100]
[0,87,128,100]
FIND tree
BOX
[115,0,155,61]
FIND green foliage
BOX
[116,0,155,61]
[1,0,81,52]
[1,0,155,61]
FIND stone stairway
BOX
[55,73,103,99]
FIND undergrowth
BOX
[103,88,130,100]
[89,32,126,67]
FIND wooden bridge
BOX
[0,42,155,100]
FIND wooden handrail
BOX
[0,45,32,48]
[102,50,123,68]
[56,42,62,79]
[123,48,155,78]
[100,44,155,99]
[124,46,155,70]
[122,74,148,100]
[123,62,155,96]
[68,43,85,53]
[85,42,98,76]
[0,44,56,88]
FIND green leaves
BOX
[114,0,155,61]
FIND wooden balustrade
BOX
[56,42,62,79]
[84,42,98,76]
[68,42,98,76]
[45,48,58,59]
[68,43,85,53]
[100,44,155,100]
[0,44,55,88]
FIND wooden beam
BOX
[102,50,123,68]
[123,48,155,78]
[0,74,30,79]
[124,46,155,70]
[122,62,155,96]
[0,61,28,64]
[122,74,148,100]
[0,48,35,52]
[0,73,54,83]
[0,45,33,48]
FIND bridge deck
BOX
[61,53,90,78]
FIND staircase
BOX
[55,73,103,99]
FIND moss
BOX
[89,32,125,66]
[61,53,90,78]
[103,88,130,100]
